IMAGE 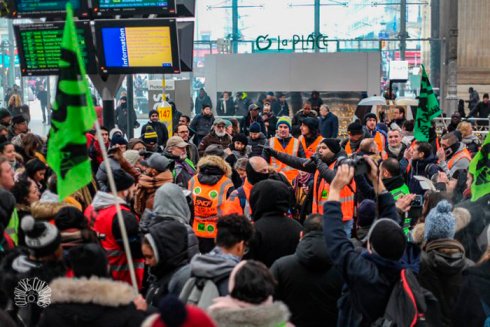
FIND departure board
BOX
[14,22,97,76]
[12,0,89,18]
[92,0,176,17]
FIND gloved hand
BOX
[260,144,277,157]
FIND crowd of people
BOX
[0,86,488,327]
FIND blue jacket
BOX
[319,112,339,138]
[323,192,402,326]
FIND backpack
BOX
[179,277,220,310]
[372,269,438,327]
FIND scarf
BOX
[134,170,173,215]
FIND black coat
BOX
[38,277,146,327]
[140,121,169,146]
[319,112,339,139]
[115,105,137,136]
[271,231,343,327]
[216,98,235,116]
[246,180,303,267]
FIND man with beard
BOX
[140,110,169,147]
[198,118,232,157]
[341,122,365,155]
[164,136,196,188]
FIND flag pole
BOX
[93,120,138,291]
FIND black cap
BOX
[348,122,363,135]
[11,115,26,125]
[113,169,135,191]
[321,138,341,154]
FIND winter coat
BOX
[144,220,190,309]
[189,114,214,138]
[271,231,343,327]
[418,239,480,327]
[38,277,146,327]
[323,193,403,326]
[461,134,481,156]
[198,131,232,157]
[246,180,303,267]
[163,151,196,188]
[194,94,212,114]
[247,133,267,157]
[241,113,266,136]
[319,112,339,139]
[140,121,169,146]
[115,105,137,136]
[402,154,440,195]
[386,143,407,161]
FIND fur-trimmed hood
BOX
[49,277,137,306]
[209,301,291,327]
[197,155,232,178]
[31,201,72,221]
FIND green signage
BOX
[255,34,328,52]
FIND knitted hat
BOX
[68,244,108,278]
[348,122,363,135]
[276,116,292,130]
[109,128,124,140]
[424,200,456,241]
[0,109,11,120]
[232,133,248,146]
[149,109,158,118]
[367,218,406,261]
[248,103,259,111]
[301,117,319,134]
[21,216,61,257]
[111,134,128,147]
[123,150,141,166]
[146,295,216,327]
[142,126,158,144]
[321,138,341,154]
[357,200,376,227]
[363,112,378,124]
[224,119,232,128]
[249,122,261,133]
[113,169,135,192]
[142,153,174,172]
[11,115,26,125]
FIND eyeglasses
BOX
[216,125,225,129]
[178,130,189,134]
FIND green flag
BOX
[47,3,96,201]
[414,65,441,142]
[469,132,490,201]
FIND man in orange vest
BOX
[263,116,305,184]
[264,138,355,236]
[188,155,234,253]
[437,131,472,177]
[297,117,324,159]
[341,122,365,155]
[221,156,270,219]
[363,113,386,155]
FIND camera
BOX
[410,195,423,208]
[336,154,371,176]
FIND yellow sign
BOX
[157,102,173,133]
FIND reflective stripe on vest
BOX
[390,184,410,200]
[312,163,355,221]
[298,135,323,159]
[189,176,233,238]
[270,137,300,183]
[447,148,472,170]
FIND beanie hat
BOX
[111,134,128,147]
[68,244,108,278]
[54,206,87,231]
[113,169,135,191]
[123,150,141,166]
[0,109,11,120]
[424,200,456,241]
[321,138,341,154]
[109,128,124,140]
[142,126,158,144]
[348,122,363,135]
[146,295,216,327]
[301,117,319,134]
[357,200,376,227]
[149,109,158,118]
[248,103,259,111]
[363,112,378,124]
[367,218,406,261]
[21,216,61,257]
[11,115,26,125]
[276,116,292,130]
[249,122,261,133]
[223,119,232,128]
[232,133,248,146]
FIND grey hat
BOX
[424,200,456,241]
[21,216,61,257]
[213,118,226,126]
[204,144,225,158]
[142,153,174,172]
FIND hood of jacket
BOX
[209,301,290,327]
[462,134,480,145]
[197,155,232,182]
[296,231,332,270]
[423,239,468,275]
[31,200,71,221]
[250,179,290,221]
[152,183,190,224]
[146,220,188,274]
[296,109,318,118]
[190,247,239,281]
[91,191,126,211]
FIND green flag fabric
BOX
[47,3,96,201]
[414,65,441,142]
[469,131,490,201]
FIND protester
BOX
[54,206,99,250]
[438,131,472,177]
[11,177,39,223]
[190,104,214,147]
[341,121,365,154]
[198,118,232,157]
[194,88,213,115]
[115,96,138,137]
[457,121,481,155]
[24,158,47,193]
[0,142,21,171]
[363,112,386,155]
[140,110,169,147]
[402,141,440,194]
[386,129,406,161]
[0,109,11,128]
[318,104,339,139]
[261,100,278,138]
[141,125,162,153]
[308,91,323,113]
[175,124,199,165]
[241,104,266,136]
[247,122,267,157]
[292,101,317,137]
[165,136,196,188]
[469,92,489,126]
[7,115,28,141]
[446,112,462,133]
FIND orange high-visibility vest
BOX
[270,137,300,184]
[298,135,323,159]
[345,141,354,155]
[312,162,355,221]
[189,175,233,239]
[447,148,472,170]
[373,131,386,154]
